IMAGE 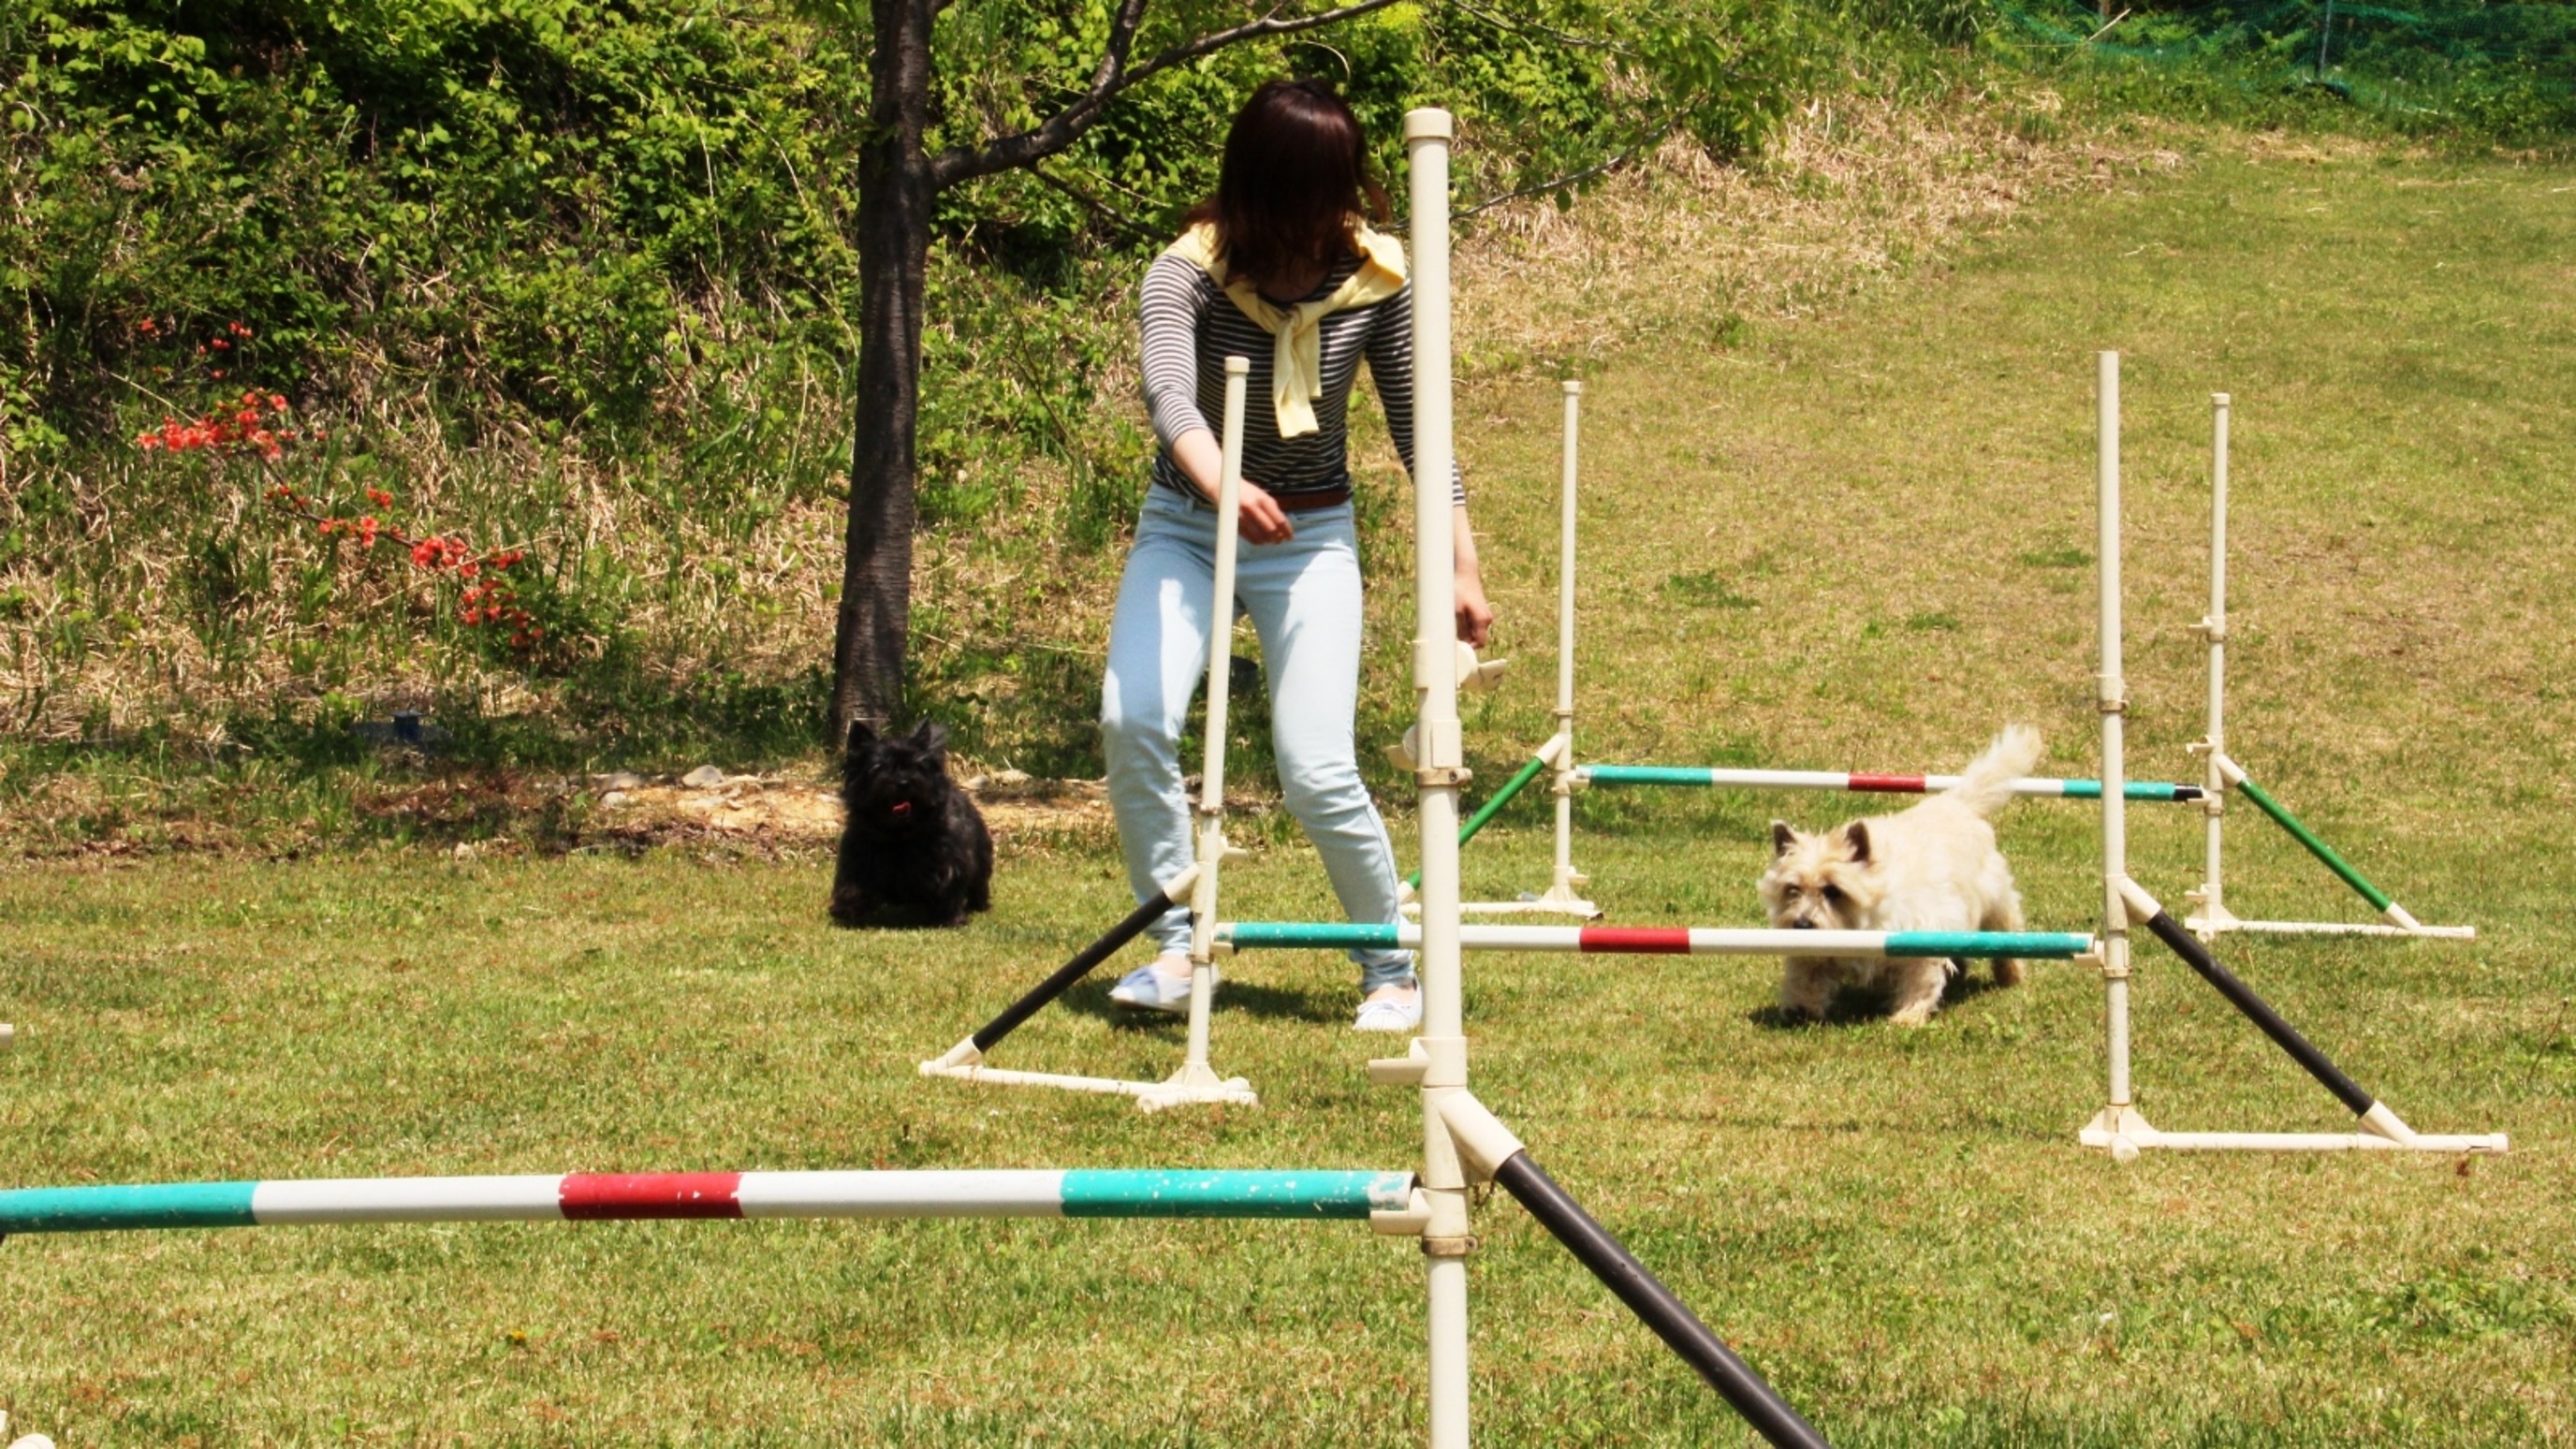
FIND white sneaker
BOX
[1353,984,1423,1033]
[1108,960,1204,1015]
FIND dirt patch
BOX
[0,763,1143,861]
[579,769,1117,848]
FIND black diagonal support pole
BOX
[1489,1152,1831,1448]
[2137,908,2375,1117]
[969,886,1189,1054]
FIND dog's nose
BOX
[1789,917,1815,929]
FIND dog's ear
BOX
[1770,820,1797,856]
[844,720,879,754]
[910,719,949,760]
[1839,820,1872,864]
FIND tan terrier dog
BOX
[1759,725,2042,1025]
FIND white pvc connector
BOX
[1456,641,1509,694]
[921,1037,983,1075]
[2115,876,2163,927]
[1434,1091,1531,1180]
[1371,1187,1437,1237]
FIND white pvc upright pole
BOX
[2090,351,2140,1159]
[1540,380,1593,915]
[2195,393,2232,940]
[1180,357,1251,1071]
[1405,107,1472,1449]
[1132,358,1257,1113]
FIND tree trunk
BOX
[832,0,937,745]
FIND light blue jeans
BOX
[1101,485,1415,991]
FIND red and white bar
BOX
[1577,765,2200,801]
[256,1170,1077,1222]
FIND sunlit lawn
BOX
[4,137,2572,1444]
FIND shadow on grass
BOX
[1744,965,2020,1030]
[1061,977,1345,1030]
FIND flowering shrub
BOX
[131,341,548,654]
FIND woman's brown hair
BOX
[1187,80,1389,294]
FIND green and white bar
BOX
[2183,400,2474,944]
[2192,754,2475,940]
[0,1169,1418,1237]
[1578,765,2201,802]
[1222,922,2093,959]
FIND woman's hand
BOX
[1452,504,1494,647]
[1455,560,1494,648]
[1236,479,1295,545]
[1172,427,1294,544]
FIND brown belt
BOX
[1274,485,1351,512]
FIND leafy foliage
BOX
[6,0,2562,765]
[1988,0,2576,141]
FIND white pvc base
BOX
[918,1041,1257,1112]
[2188,903,2477,941]
[2082,1102,2507,1157]
[0,1022,13,1050]
[1135,1062,1261,1114]
[2191,916,2478,940]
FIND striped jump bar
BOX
[1220,923,2096,959]
[0,1169,1414,1237]
[1580,765,2202,802]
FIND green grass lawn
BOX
[5,138,2574,1444]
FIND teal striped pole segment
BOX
[1225,922,1404,951]
[1585,765,1725,786]
[1882,930,2094,958]
[1405,751,1553,890]
[0,1181,258,1235]
[1059,1170,1413,1220]
[2229,774,2395,914]
[1581,765,2197,800]
[2059,780,2198,801]
[1219,922,2095,959]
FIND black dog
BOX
[828,720,992,928]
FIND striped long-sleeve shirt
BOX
[1139,249,1468,508]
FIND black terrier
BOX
[828,720,992,928]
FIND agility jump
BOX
[1398,380,2207,921]
[2075,353,2500,1159]
[2181,392,2474,942]
[923,352,1260,1112]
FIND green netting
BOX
[1991,0,2576,132]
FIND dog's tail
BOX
[1941,724,2044,818]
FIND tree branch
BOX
[1026,162,1164,245]
[1454,124,1673,222]
[930,0,1411,190]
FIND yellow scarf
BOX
[1164,221,1407,439]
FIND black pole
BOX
[968,889,1186,1053]
[1489,1153,1832,1448]
[2137,909,2376,1117]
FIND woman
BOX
[1101,79,1493,1033]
